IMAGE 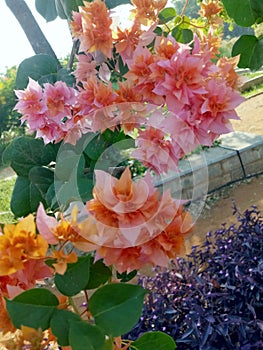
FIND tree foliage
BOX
[0,67,22,137]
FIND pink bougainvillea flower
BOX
[73,53,97,83]
[0,259,52,299]
[72,0,113,58]
[114,21,143,63]
[36,202,98,253]
[70,10,83,40]
[217,55,241,89]
[200,78,245,135]
[131,0,168,25]
[132,126,181,173]
[77,77,116,116]
[153,48,206,112]
[14,78,47,129]
[44,81,76,121]
[86,167,176,249]
[125,45,164,105]
[95,200,192,273]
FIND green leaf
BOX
[2,136,56,177]
[12,288,59,305]
[45,183,59,210]
[69,321,106,350]
[5,289,58,330]
[77,174,94,202]
[55,256,91,296]
[55,0,67,19]
[105,0,131,9]
[10,169,53,217]
[35,0,58,22]
[50,309,81,346]
[58,0,84,19]
[55,151,85,182]
[89,283,148,337]
[10,176,31,217]
[84,134,108,161]
[132,331,176,350]
[158,7,177,23]
[16,54,58,89]
[29,166,54,199]
[116,270,137,282]
[57,68,76,86]
[85,259,112,290]
[221,0,261,26]
[232,35,263,71]
[172,27,193,44]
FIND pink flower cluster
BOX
[14,0,244,173]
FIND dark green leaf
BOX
[2,136,56,177]
[89,283,148,337]
[5,289,58,330]
[10,176,31,217]
[221,0,260,26]
[232,35,263,71]
[10,170,53,217]
[116,270,137,282]
[171,27,193,44]
[55,0,68,19]
[50,309,81,346]
[55,256,91,296]
[154,26,163,36]
[45,183,59,210]
[132,331,176,350]
[69,321,106,350]
[118,55,129,76]
[29,166,54,199]
[77,174,94,202]
[84,134,108,160]
[55,151,85,181]
[85,259,112,290]
[158,7,177,23]
[16,54,58,89]
[35,0,58,22]
[12,288,59,305]
[58,0,84,19]
[57,68,76,86]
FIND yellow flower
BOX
[0,215,48,276]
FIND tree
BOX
[5,0,62,69]
[0,67,23,137]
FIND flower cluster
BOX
[0,215,50,298]
[14,0,244,174]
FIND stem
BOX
[68,40,80,71]
[68,296,80,315]
[181,0,189,17]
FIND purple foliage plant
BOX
[126,205,263,349]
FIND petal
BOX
[36,203,58,244]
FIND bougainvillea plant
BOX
[0,0,261,349]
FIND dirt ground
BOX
[187,93,263,250]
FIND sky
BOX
[0,0,174,75]
[0,0,72,74]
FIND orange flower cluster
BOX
[0,215,48,276]
[199,0,223,27]
[71,0,113,57]
[131,0,168,25]
[84,167,192,272]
